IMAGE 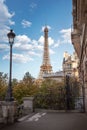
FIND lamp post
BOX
[5,30,16,101]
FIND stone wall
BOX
[0,101,18,124]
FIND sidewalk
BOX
[0,112,35,129]
[1,112,87,130]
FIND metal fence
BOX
[34,93,84,111]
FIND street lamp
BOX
[5,30,16,101]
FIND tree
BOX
[68,76,80,97]
[0,72,8,100]
[34,79,66,109]
[12,78,18,87]
[13,72,39,104]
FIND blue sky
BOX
[0,0,74,80]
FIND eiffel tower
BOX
[38,26,53,79]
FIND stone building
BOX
[71,0,87,112]
[43,71,64,83]
[62,51,79,77]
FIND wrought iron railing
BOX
[34,93,83,111]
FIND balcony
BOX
[71,29,81,58]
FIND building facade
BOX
[62,51,79,77]
[71,0,87,112]
[43,71,64,82]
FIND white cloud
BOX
[16,35,31,43]
[32,40,38,46]
[15,44,33,51]
[0,26,9,42]
[21,19,32,28]
[14,35,34,51]
[60,28,71,44]
[53,40,61,48]
[8,20,15,25]
[3,53,33,63]
[38,36,44,45]
[28,51,40,57]
[51,28,72,49]
[35,44,43,51]
[30,2,37,9]
[14,34,43,52]
[49,49,55,55]
[48,37,54,46]
[0,0,14,20]
[0,0,15,42]
[0,44,9,51]
[29,2,37,12]
[38,35,54,46]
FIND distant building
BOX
[62,51,79,77]
[43,71,64,82]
